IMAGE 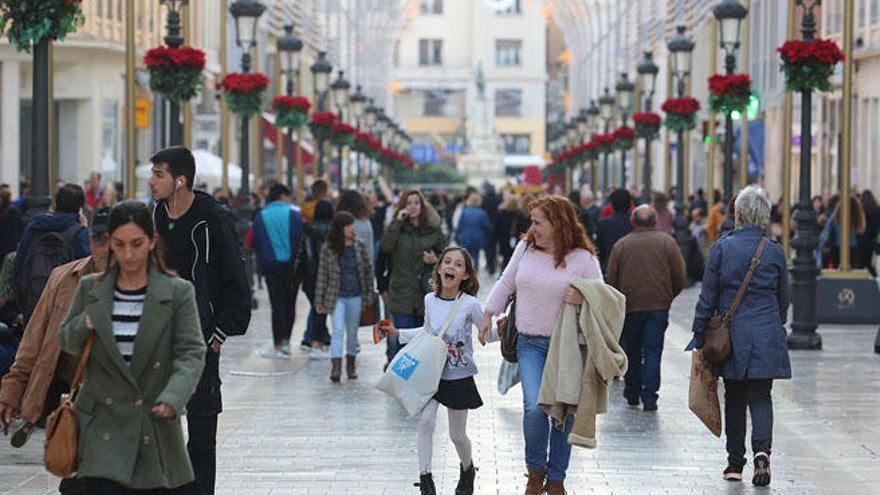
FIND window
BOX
[419,39,443,66]
[498,0,522,15]
[501,134,531,154]
[424,91,446,116]
[420,0,443,14]
[495,89,522,117]
[495,39,522,66]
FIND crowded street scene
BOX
[1,0,880,494]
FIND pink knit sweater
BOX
[485,241,603,337]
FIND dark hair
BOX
[55,184,85,214]
[149,146,196,189]
[610,189,632,214]
[311,179,329,198]
[314,199,334,223]
[327,211,355,257]
[431,247,479,296]
[861,190,877,215]
[268,184,291,203]
[105,201,174,276]
[336,189,370,219]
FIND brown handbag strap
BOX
[69,334,95,390]
[726,237,768,320]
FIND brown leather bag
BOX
[702,238,767,365]
[44,333,94,478]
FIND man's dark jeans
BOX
[182,350,221,495]
[264,265,297,346]
[619,310,669,406]
[724,379,773,470]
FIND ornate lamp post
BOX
[159,0,188,145]
[277,24,303,191]
[598,88,615,192]
[714,0,748,202]
[586,100,601,197]
[350,85,367,187]
[310,51,333,177]
[788,0,823,350]
[364,99,378,181]
[330,70,351,190]
[576,109,589,186]
[615,73,635,187]
[668,24,695,262]
[637,51,659,198]
[229,0,265,198]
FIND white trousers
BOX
[418,399,472,474]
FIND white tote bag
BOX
[375,296,465,416]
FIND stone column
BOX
[1,60,20,193]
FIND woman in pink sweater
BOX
[479,195,602,495]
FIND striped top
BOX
[113,285,146,364]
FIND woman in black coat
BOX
[855,190,879,276]
[0,189,23,263]
[301,200,334,356]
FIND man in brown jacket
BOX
[0,207,109,445]
[605,205,686,412]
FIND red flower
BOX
[632,112,662,125]
[583,141,598,151]
[272,95,311,112]
[613,126,635,141]
[778,39,845,65]
[219,72,270,94]
[331,123,357,135]
[355,131,373,143]
[144,45,206,70]
[708,74,751,97]
[367,138,382,151]
[661,97,701,116]
[595,134,615,145]
[310,111,337,126]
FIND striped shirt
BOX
[113,285,146,364]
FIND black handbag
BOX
[500,294,518,363]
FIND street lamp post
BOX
[714,0,748,202]
[668,24,695,265]
[586,100,600,197]
[350,85,367,188]
[576,109,589,186]
[229,0,265,199]
[310,51,332,178]
[788,0,823,350]
[598,88,615,192]
[364,99,378,183]
[277,24,303,192]
[637,51,659,199]
[330,70,351,190]
[160,0,188,145]
[615,73,635,188]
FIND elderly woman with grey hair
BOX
[686,186,791,487]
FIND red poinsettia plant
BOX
[144,45,206,104]
[309,111,337,141]
[632,112,662,140]
[330,123,357,147]
[613,126,636,151]
[578,141,598,162]
[353,131,373,153]
[219,72,270,117]
[366,137,383,159]
[778,38,845,93]
[272,95,311,129]
[708,74,751,115]
[661,97,701,132]
[0,0,85,52]
[595,133,616,154]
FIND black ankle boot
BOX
[455,463,476,495]
[414,472,436,495]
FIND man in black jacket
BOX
[596,188,634,271]
[148,146,250,495]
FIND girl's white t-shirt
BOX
[398,292,499,381]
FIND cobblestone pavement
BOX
[2,274,880,494]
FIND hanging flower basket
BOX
[581,141,598,161]
[330,123,357,147]
[0,0,85,52]
[777,38,845,93]
[309,111,337,141]
[661,97,701,132]
[595,134,616,154]
[353,131,373,153]
[613,127,636,151]
[272,95,311,129]
[366,137,383,159]
[632,112,662,140]
[220,72,270,117]
[144,45,206,104]
[708,74,752,115]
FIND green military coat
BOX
[380,218,446,316]
[58,265,206,489]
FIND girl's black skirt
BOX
[433,376,483,410]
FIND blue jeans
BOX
[331,297,362,358]
[518,333,573,481]
[619,310,669,406]
[387,313,423,363]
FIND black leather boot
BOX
[414,472,436,495]
[455,463,477,495]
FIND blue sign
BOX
[391,353,420,380]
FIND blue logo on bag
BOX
[391,353,419,380]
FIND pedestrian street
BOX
[2,274,879,495]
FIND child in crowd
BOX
[381,247,499,495]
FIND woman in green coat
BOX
[380,189,446,366]
[59,201,206,493]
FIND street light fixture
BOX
[351,85,367,186]
[160,0,189,145]
[598,87,615,191]
[277,24,303,191]
[615,73,635,187]
[668,24,695,274]
[310,51,332,177]
[329,70,350,189]
[586,100,601,195]
[637,51,659,197]
[714,0,748,201]
[229,0,265,199]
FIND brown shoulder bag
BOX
[44,333,94,478]
[702,238,767,365]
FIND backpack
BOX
[15,223,82,322]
